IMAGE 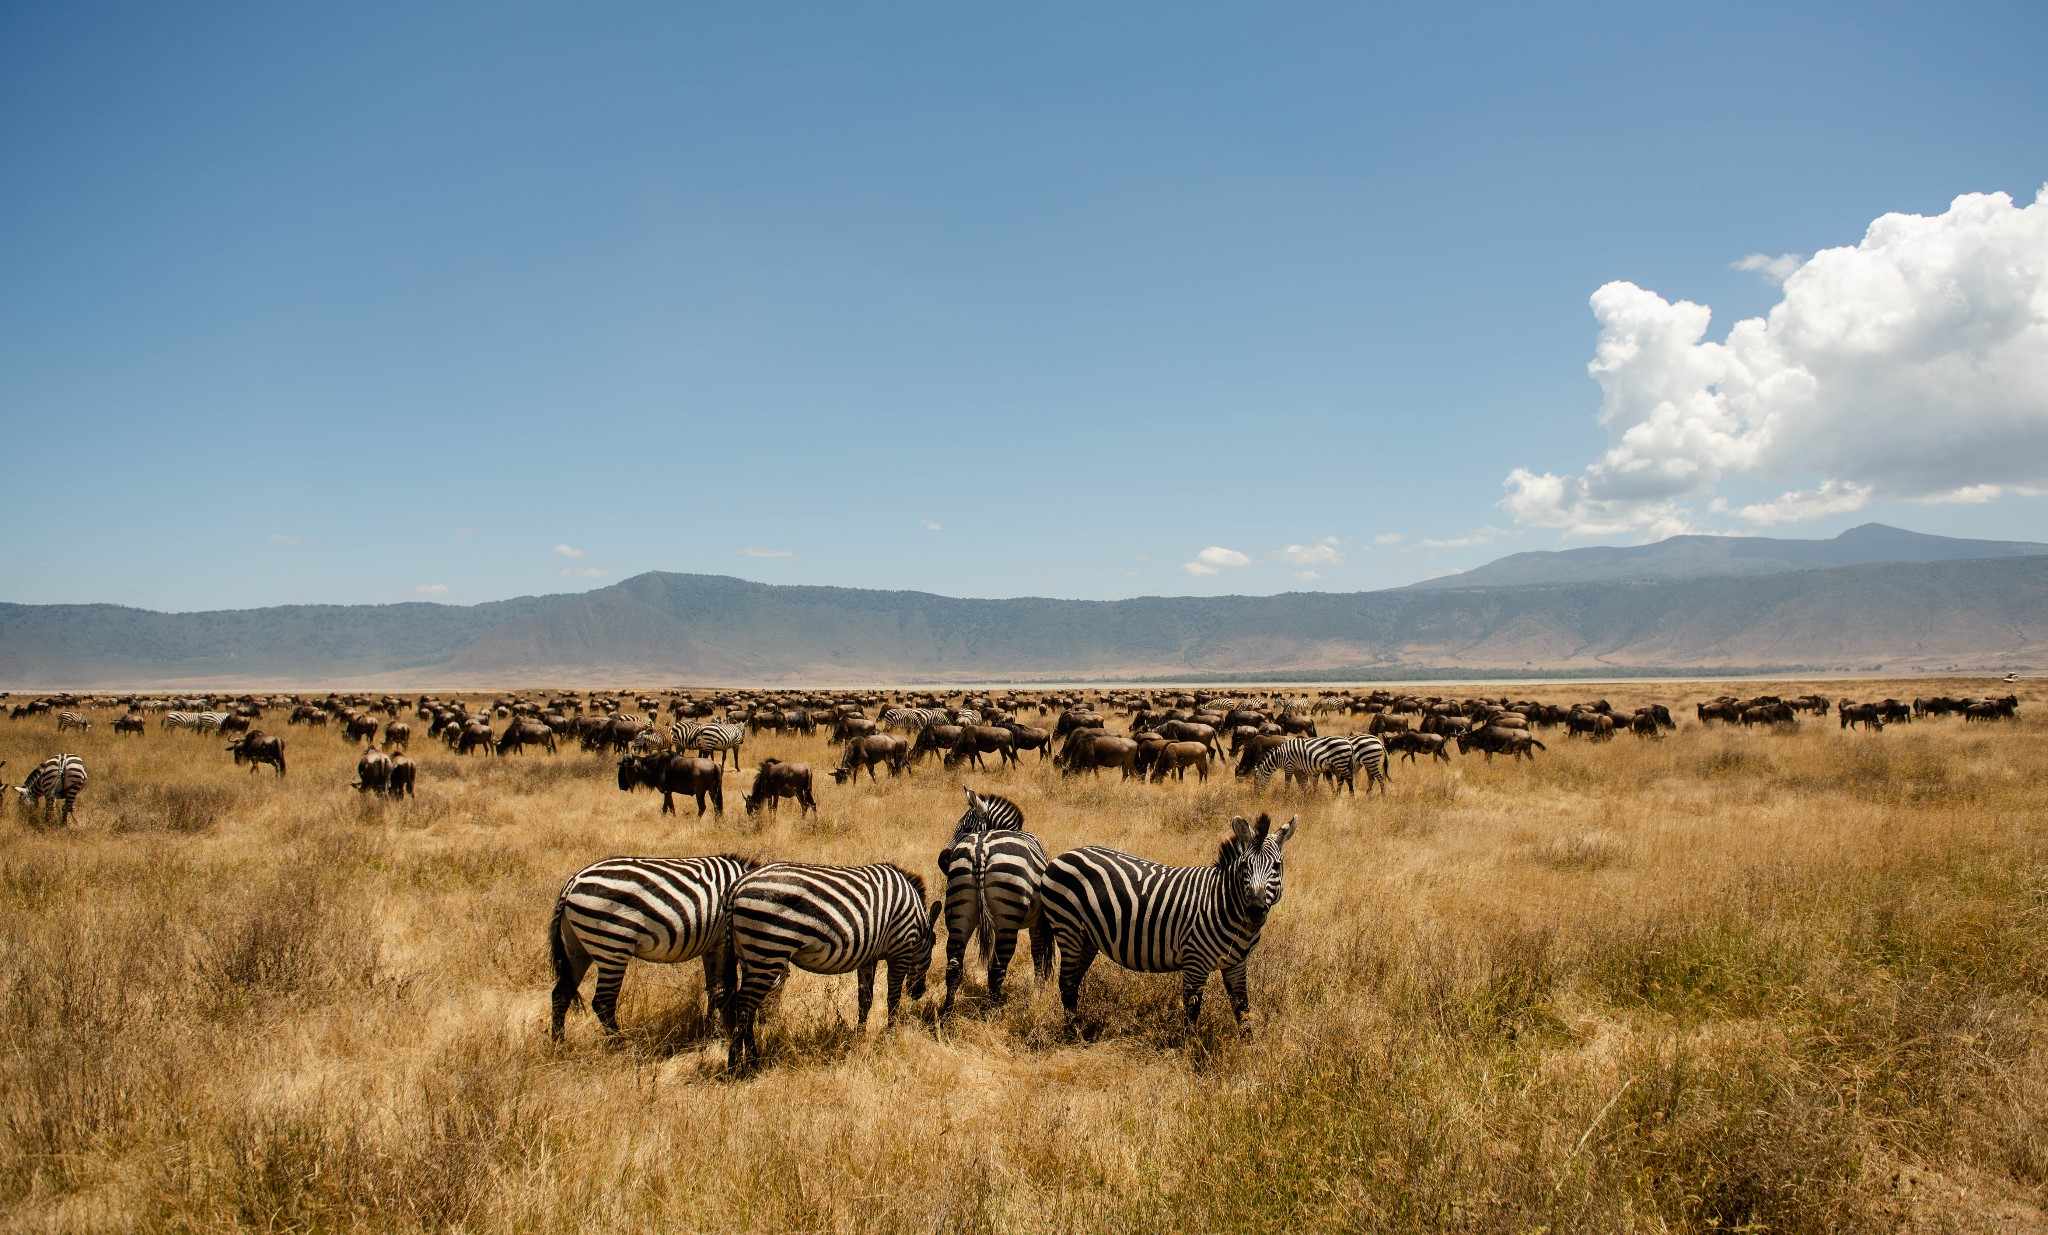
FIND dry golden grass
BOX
[3,679,2047,1233]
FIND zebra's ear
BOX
[1230,815,1255,843]
[1275,815,1298,846]
[964,788,980,810]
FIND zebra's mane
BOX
[884,863,928,899]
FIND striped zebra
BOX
[1039,813,1296,1035]
[936,789,1053,1012]
[721,862,942,1071]
[55,711,92,732]
[1251,735,1388,794]
[160,711,203,732]
[878,706,946,733]
[548,853,759,1039]
[669,719,746,769]
[13,754,88,823]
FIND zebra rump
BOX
[936,789,1053,1012]
[14,754,88,822]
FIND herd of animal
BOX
[0,683,2023,826]
[551,788,1296,1070]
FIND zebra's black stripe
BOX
[1039,813,1296,1034]
[936,789,1052,1011]
[1252,735,1384,793]
[549,854,758,1038]
[723,862,941,1070]
[670,720,746,769]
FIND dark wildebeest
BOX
[744,758,817,816]
[830,734,908,784]
[999,723,1054,760]
[1150,741,1212,782]
[343,714,380,745]
[114,713,146,736]
[456,720,495,755]
[618,753,724,816]
[353,749,392,792]
[1059,733,1139,779]
[1367,711,1410,736]
[945,725,1018,771]
[385,755,417,798]
[1150,720,1224,758]
[1697,700,1741,724]
[1875,699,1914,725]
[497,720,558,755]
[1457,726,1546,760]
[1566,711,1616,740]
[1742,702,1797,727]
[831,716,879,745]
[1234,733,1290,778]
[1839,702,1885,731]
[1628,711,1663,739]
[226,730,287,777]
[910,723,967,766]
[1384,730,1451,763]
[382,721,411,751]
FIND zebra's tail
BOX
[974,837,996,964]
[548,895,581,1014]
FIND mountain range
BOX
[2,524,2043,686]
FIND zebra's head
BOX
[1225,813,1297,913]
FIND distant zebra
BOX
[937,789,1053,1012]
[1344,734,1391,795]
[1252,735,1383,794]
[1039,813,1296,1035]
[55,711,91,732]
[160,711,203,732]
[669,719,746,769]
[13,754,88,823]
[548,854,759,1039]
[878,706,947,734]
[722,862,942,1071]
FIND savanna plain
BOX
[4,679,2047,1234]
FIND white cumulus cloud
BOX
[553,543,585,557]
[413,583,450,595]
[1181,546,1251,576]
[1503,186,2048,538]
[1733,252,1804,283]
[737,547,794,558]
[1274,539,1344,567]
[1372,533,1403,546]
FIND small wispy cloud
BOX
[553,543,585,558]
[1274,538,1344,568]
[1419,526,1511,550]
[738,547,794,558]
[414,583,450,595]
[1733,251,1803,284]
[267,533,304,545]
[456,528,475,538]
[919,519,943,532]
[1292,570,1323,582]
[559,567,611,578]
[1373,533,1403,546]
[1182,546,1251,576]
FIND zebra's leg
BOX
[1181,965,1211,1029]
[1029,918,1055,983]
[590,960,629,1035]
[1057,933,1097,1022]
[1221,961,1252,1036]
[986,925,1020,1004]
[942,910,971,1014]
[549,934,593,1041]
[727,960,784,1072]
[884,957,908,1024]
[701,950,724,1027]
[856,961,877,1027]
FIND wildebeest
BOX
[1457,726,1546,760]
[945,725,1019,771]
[353,749,392,792]
[618,753,725,816]
[385,755,417,798]
[1566,710,1615,740]
[1233,733,1290,778]
[496,720,559,756]
[1150,741,1213,782]
[744,758,817,816]
[1384,730,1451,763]
[343,714,380,745]
[1838,702,1885,730]
[114,713,146,736]
[909,724,966,766]
[1059,733,1139,779]
[226,730,287,777]
[382,721,411,751]
[830,734,909,784]
[999,722,1055,760]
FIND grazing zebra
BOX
[722,862,942,1071]
[878,706,946,734]
[936,789,1053,1012]
[1252,735,1382,794]
[549,854,759,1039]
[669,719,746,769]
[1344,734,1391,794]
[1039,813,1296,1036]
[160,711,203,732]
[13,754,88,823]
[55,711,91,733]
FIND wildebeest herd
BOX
[2,682,2026,1069]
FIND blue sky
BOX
[4,1,2045,611]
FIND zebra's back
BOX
[728,862,929,976]
[1040,846,1238,974]
[556,854,754,965]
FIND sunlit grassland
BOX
[2,678,2045,1233]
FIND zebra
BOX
[1252,735,1385,794]
[1039,813,1296,1036]
[13,754,88,823]
[936,789,1053,1012]
[669,719,746,769]
[548,853,759,1039]
[160,711,203,732]
[721,861,942,1071]
[55,711,91,733]
[878,706,946,734]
